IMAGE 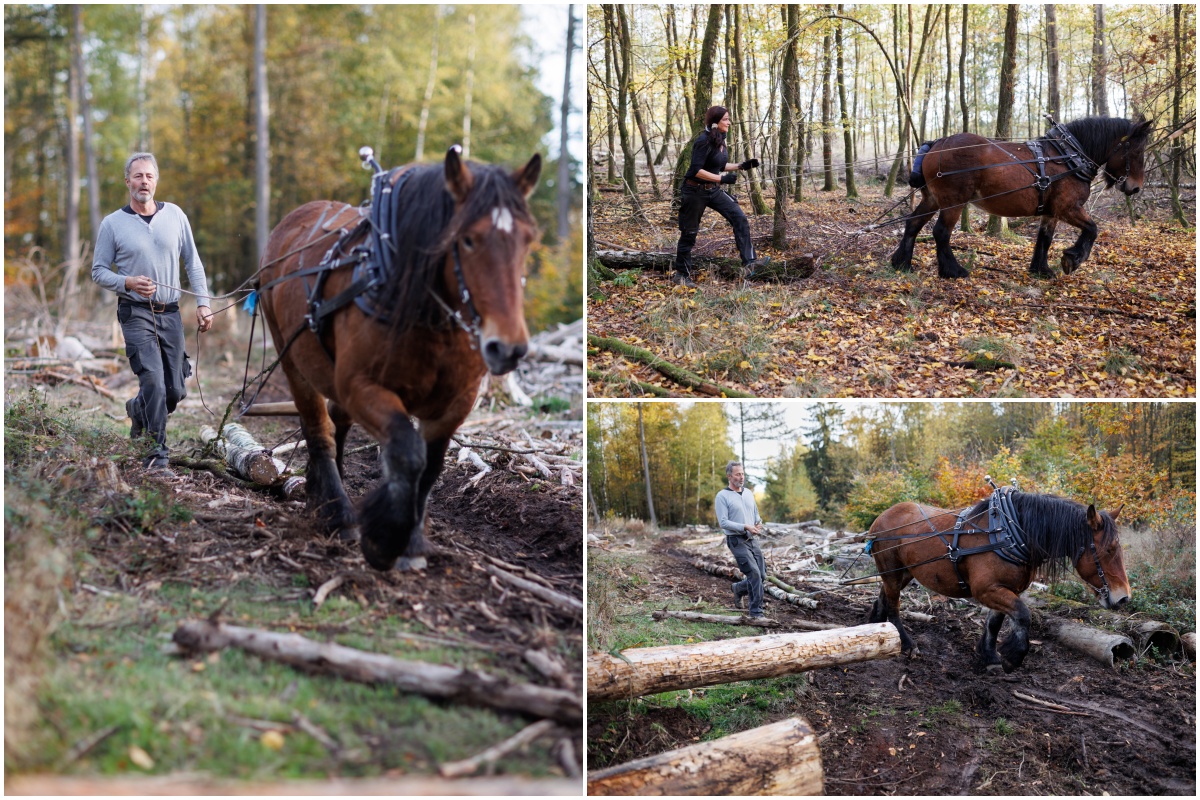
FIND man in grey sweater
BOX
[92,153,213,474]
[715,461,767,617]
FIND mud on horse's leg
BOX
[1029,217,1059,278]
[395,437,450,572]
[358,412,426,571]
[890,192,939,272]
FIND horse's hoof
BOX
[336,526,360,544]
[939,264,969,279]
[395,556,427,572]
[1060,254,1079,274]
[905,646,921,659]
[986,663,1004,676]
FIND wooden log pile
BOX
[691,557,818,609]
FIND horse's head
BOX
[1073,504,1131,609]
[443,146,541,375]
[1103,117,1153,196]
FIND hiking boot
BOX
[671,271,698,289]
[742,257,772,281]
[732,583,749,609]
[146,456,174,477]
[126,397,143,440]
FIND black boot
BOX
[672,270,698,288]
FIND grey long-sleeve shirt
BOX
[715,487,762,536]
[91,203,210,307]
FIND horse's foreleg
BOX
[1056,204,1099,275]
[976,586,1032,672]
[890,193,938,271]
[881,573,920,657]
[1029,217,1059,278]
[932,207,969,279]
[283,363,354,535]
[975,609,1006,672]
[395,437,450,572]
[354,409,425,571]
[327,400,352,479]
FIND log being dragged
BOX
[652,609,782,629]
[691,557,817,609]
[587,716,823,796]
[173,620,581,724]
[1043,619,1135,668]
[200,424,283,485]
[587,622,900,702]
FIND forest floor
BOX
[587,525,1196,796]
[4,320,582,791]
[588,180,1195,398]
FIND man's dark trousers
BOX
[119,300,189,465]
[675,183,755,275]
[726,533,766,616]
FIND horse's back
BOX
[262,200,356,277]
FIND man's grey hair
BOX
[125,152,158,180]
[725,460,743,478]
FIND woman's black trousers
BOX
[674,182,755,276]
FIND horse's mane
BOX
[1059,116,1141,163]
[964,491,1118,581]
[376,160,534,337]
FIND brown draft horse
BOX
[892,116,1153,278]
[866,492,1130,673]
[259,147,541,571]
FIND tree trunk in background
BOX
[1092,5,1109,117]
[557,5,575,241]
[607,6,638,200]
[773,4,798,250]
[1169,4,1187,225]
[617,5,659,200]
[638,404,658,528]
[462,12,476,158]
[836,6,856,198]
[1045,5,1061,120]
[883,5,906,197]
[942,4,951,139]
[75,8,100,245]
[821,8,835,191]
[137,8,148,149]
[655,82,672,165]
[671,4,723,205]
[414,5,441,162]
[733,6,768,214]
[987,4,1019,237]
[959,4,971,231]
[254,5,269,265]
[604,14,616,183]
[59,5,83,338]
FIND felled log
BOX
[1043,619,1135,668]
[587,716,823,796]
[1182,632,1196,660]
[692,557,817,609]
[527,343,583,366]
[1131,620,1182,656]
[173,619,581,724]
[587,622,900,702]
[593,250,815,282]
[588,334,755,398]
[652,609,782,629]
[239,401,300,416]
[200,424,281,485]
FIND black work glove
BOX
[739,158,760,171]
[720,172,738,185]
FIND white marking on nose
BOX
[491,206,513,233]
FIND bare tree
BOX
[59,5,83,337]
[414,5,441,162]
[1045,5,1061,119]
[254,4,269,264]
[1091,5,1109,116]
[617,5,660,199]
[773,4,799,250]
[821,7,835,191]
[987,4,1020,237]
[638,404,658,528]
[836,4,856,198]
[1169,4,1187,225]
[733,5,767,213]
[74,8,100,244]
[557,5,576,241]
[670,4,723,202]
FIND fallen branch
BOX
[172,619,581,724]
[692,557,817,609]
[32,368,119,400]
[527,343,583,366]
[1011,691,1090,716]
[586,369,673,397]
[587,334,755,398]
[438,719,557,778]
[652,609,783,628]
[200,425,281,485]
[486,564,583,618]
[312,574,346,608]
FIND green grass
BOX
[907,698,964,729]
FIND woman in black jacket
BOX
[673,105,761,287]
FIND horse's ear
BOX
[1132,117,1154,140]
[445,145,473,204]
[1108,504,1124,523]
[512,154,542,198]
[1086,504,1103,530]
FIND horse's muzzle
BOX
[483,339,528,375]
[1102,591,1130,610]
[1123,185,1141,197]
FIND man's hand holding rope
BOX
[197,306,214,333]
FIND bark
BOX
[671,4,723,204]
[1183,632,1196,660]
[1091,5,1109,117]
[462,12,476,158]
[1170,4,1187,225]
[959,4,971,232]
[414,5,441,162]
[593,250,814,281]
[987,4,1019,237]
[1044,619,1134,668]
[942,4,952,138]
[617,6,659,199]
[772,5,799,250]
[733,6,767,214]
[556,6,575,240]
[604,11,616,184]
[173,619,582,723]
[1045,5,1061,119]
[254,5,270,264]
[59,5,83,339]
[485,564,583,618]
[638,403,658,527]
[200,424,282,485]
[652,609,783,629]
[836,5,856,198]
[1130,620,1183,657]
[821,9,835,191]
[609,6,638,198]
[587,717,824,796]
[586,622,900,701]
[588,334,755,398]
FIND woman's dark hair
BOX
[704,105,729,151]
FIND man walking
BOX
[715,461,767,618]
[92,153,213,474]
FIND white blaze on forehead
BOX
[491,206,514,233]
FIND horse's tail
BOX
[908,140,937,189]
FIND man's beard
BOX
[134,190,153,203]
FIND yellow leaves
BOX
[128,745,155,770]
[261,730,286,751]
[738,361,751,369]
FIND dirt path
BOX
[588,531,1195,796]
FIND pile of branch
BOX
[492,318,582,409]
[691,556,818,610]
[449,424,582,488]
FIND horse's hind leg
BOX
[394,437,450,572]
[285,365,355,534]
[1056,202,1099,275]
[890,193,938,271]
[976,586,1032,672]
[931,207,969,279]
[1028,217,1058,278]
[975,609,1006,673]
[878,573,921,657]
[327,399,352,479]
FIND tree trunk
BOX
[987,4,1019,237]
[959,4,971,231]
[821,9,835,191]
[462,12,476,158]
[638,404,658,527]
[604,10,616,184]
[942,4,951,139]
[1044,619,1134,668]
[773,5,798,250]
[253,5,270,265]
[587,717,824,796]
[733,6,767,214]
[617,6,659,200]
[587,623,900,701]
[557,6,575,241]
[414,5,441,162]
[671,4,723,204]
[1091,5,1109,117]
[836,6,856,198]
[610,6,638,199]
[76,8,100,245]
[1169,4,1187,225]
[1045,5,1061,119]
[59,5,83,339]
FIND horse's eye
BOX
[463,235,475,251]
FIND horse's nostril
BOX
[1115,595,1129,607]
[513,343,528,361]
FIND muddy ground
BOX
[588,530,1196,796]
